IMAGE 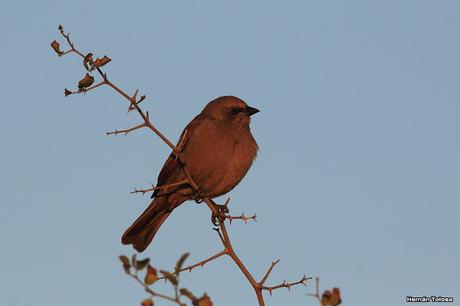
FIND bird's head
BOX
[201,96,259,127]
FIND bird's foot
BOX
[210,200,230,226]
[192,187,229,226]
[193,186,207,203]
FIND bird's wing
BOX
[151,126,191,198]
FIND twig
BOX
[59,25,85,58]
[130,179,189,195]
[307,277,322,303]
[260,259,280,285]
[107,122,147,136]
[261,275,311,295]
[57,26,175,150]
[226,213,257,224]
[158,250,227,281]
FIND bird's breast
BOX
[182,121,258,198]
[205,128,258,197]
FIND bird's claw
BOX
[193,186,207,203]
[192,187,229,226]
[211,202,229,226]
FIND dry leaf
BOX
[160,270,178,286]
[94,56,111,67]
[196,294,213,306]
[144,265,158,285]
[119,255,131,274]
[175,252,189,276]
[330,288,341,306]
[321,290,332,306]
[180,288,196,302]
[321,287,341,306]
[51,40,63,55]
[64,88,72,97]
[136,258,150,271]
[141,298,154,306]
[78,73,94,90]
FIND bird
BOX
[122,96,259,252]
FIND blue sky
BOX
[1,1,459,306]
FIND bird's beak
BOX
[245,106,260,116]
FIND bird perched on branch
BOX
[122,96,259,252]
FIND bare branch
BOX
[130,179,189,195]
[259,259,280,285]
[262,275,311,295]
[58,25,85,58]
[106,122,147,136]
[227,212,257,225]
[128,94,146,112]
[307,277,322,303]
[212,227,226,245]
[175,129,188,156]
[158,250,227,281]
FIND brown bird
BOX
[122,96,259,252]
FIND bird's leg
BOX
[192,185,229,226]
[192,186,207,204]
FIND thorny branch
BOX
[106,122,147,136]
[157,250,227,281]
[130,179,189,195]
[53,25,308,306]
[261,275,310,295]
[226,212,257,224]
[260,260,280,286]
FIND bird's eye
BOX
[230,107,241,114]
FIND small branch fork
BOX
[308,277,322,304]
[55,25,308,306]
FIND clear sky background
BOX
[1,1,459,306]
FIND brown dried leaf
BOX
[144,265,158,285]
[175,252,189,276]
[330,288,341,306]
[141,298,154,306]
[196,294,213,306]
[94,56,112,67]
[160,270,178,286]
[321,287,341,306]
[78,73,94,90]
[51,40,63,56]
[321,290,332,306]
[119,255,131,274]
[180,288,196,302]
[131,254,137,268]
[136,258,150,271]
[64,88,72,97]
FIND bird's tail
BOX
[122,196,174,252]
